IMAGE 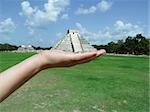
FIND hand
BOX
[0,49,106,102]
[38,49,106,69]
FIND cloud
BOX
[76,6,97,14]
[20,0,70,33]
[0,18,16,34]
[76,0,112,15]
[75,21,144,44]
[61,13,69,20]
[113,20,143,37]
[97,0,112,12]
[20,1,35,17]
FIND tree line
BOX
[0,43,18,51]
[93,34,150,55]
[0,34,149,55]
[0,44,51,51]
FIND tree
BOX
[106,41,118,53]
[134,34,149,55]
[116,40,126,54]
[93,34,149,55]
[0,43,18,51]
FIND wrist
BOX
[36,51,50,70]
[31,54,45,72]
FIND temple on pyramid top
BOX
[52,29,97,53]
[67,29,79,34]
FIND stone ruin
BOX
[52,29,97,53]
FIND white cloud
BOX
[75,21,144,44]
[61,13,69,20]
[76,0,112,15]
[76,22,87,35]
[97,0,112,12]
[20,1,35,17]
[0,18,16,34]
[113,20,143,37]
[76,6,97,14]
[20,0,70,33]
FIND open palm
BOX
[39,49,106,69]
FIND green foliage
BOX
[93,34,150,55]
[0,43,18,51]
[33,46,52,50]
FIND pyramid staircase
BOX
[52,29,97,53]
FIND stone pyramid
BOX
[52,29,97,53]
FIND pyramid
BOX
[52,29,97,53]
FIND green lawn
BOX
[0,52,149,112]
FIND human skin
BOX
[0,49,106,102]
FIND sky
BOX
[0,0,149,47]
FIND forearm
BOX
[0,54,43,102]
[0,49,105,102]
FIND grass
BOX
[0,52,149,112]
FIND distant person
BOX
[0,49,106,102]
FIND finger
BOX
[96,49,106,57]
[62,50,106,67]
[69,51,97,62]
[72,49,106,65]
[69,52,97,66]
[75,55,97,65]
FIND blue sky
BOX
[0,0,149,47]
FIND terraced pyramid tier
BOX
[52,29,97,53]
